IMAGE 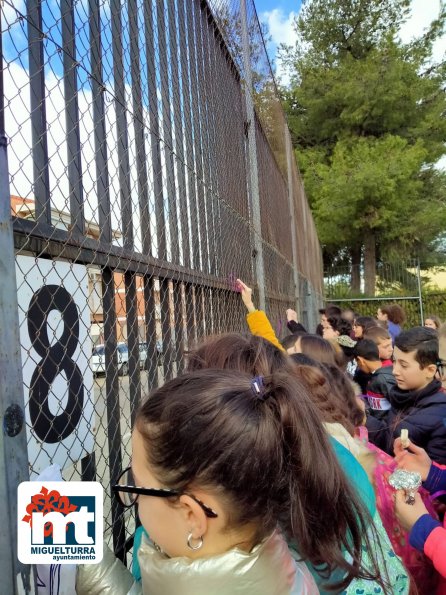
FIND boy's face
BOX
[321,314,329,328]
[377,338,393,361]
[392,346,436,391]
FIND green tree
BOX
[281,0,446,294]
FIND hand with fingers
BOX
[286,309,298,323]
[236,279,256,314]
[394,438,432,482]
[394,490,429,532]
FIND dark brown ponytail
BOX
[137,362,389,591]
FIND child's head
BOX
[281,331,306,354]
[319,304,341,328]
[297,333,339,366]
[323,316,352,340]
[424,315,441,330]
[289,360,361,435]
[393,327,438,391]
[378,304,406,325]
[341,307,356,323]
[352,316,376,339]
[363,326,393,361]
[130,362,376,589]
[178,334,383,588]
[353,339,381,374]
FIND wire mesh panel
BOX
[1,0,324,583]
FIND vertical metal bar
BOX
[185,283,196,348]
[179,0,199,269]
[168,0,190,268]
[187,1,208,272]
[240,0,265,310]
[0,27,34,590]
[206,287,214,335]
[101,268,125,561]
[144,2,166,260]
[111,0,133,249]
[125,272,141,427]
[81,452,97,481]
[89,0,112,244]
[128,0,151,255]
[201,7,219,276]
[285,126,300,314]
[143,276,158,391]
[195,5,213,273]
[157,0,179,264]
[173,281,185,375]
[417,258,424,325]
[195,285,205,340]
[61,0,84,236]
[26,0,51,225]
[160,278,174,381]
[213,289,223,335]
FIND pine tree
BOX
[281,0,446,294]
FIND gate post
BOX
[0,12,34,593]
[285,127,300,314]
[240,0,266,310]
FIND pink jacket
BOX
[413,463,446,594]
[425,525,446,593]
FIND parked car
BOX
[139,340,164,369]
[92,341,162,376]
[91,343,130,376]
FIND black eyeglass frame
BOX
[112,467,218,518]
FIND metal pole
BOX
[240,0,266,311]
[0,8,34,590]
[417,258,424,325]
[284,126,300,314]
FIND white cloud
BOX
[260,9,298,86]
[262,8,298,48]
[1,0,25,30]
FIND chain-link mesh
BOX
[1,0,323,569]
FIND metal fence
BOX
[0,0,323,591]
[324,259,446,327]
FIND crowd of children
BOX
[75,286,446,595]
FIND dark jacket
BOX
[353,367,371,394]
[369,379,446,464]
[286,320,308,334]
[365,365,396,421]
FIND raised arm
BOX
[236,279,284,352]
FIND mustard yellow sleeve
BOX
[246,310,284,352]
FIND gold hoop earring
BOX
[187,533,203,551]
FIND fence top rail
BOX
[327,296,422,302]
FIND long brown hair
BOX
[137,334,389,592]
[381,304,406,325]
[291,359,364,434]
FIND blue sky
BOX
[256,0,445,85]
[256,0,301,12]
[256,1,303,83]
